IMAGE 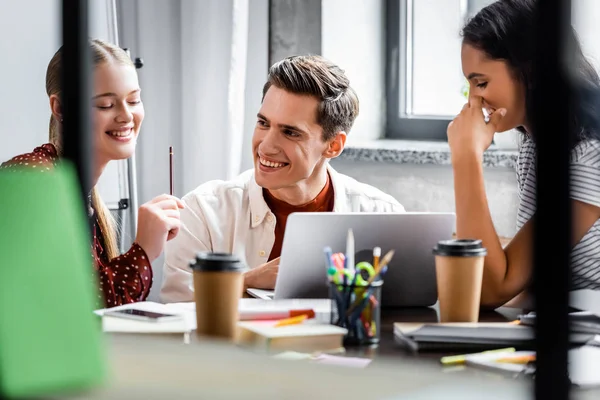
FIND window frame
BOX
[385,0,467,141]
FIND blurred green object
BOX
[0,163,106,398]
[461,78,470,100]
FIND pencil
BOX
[169,146,174,196]
[496,355,536,364]
[373,247,381,271]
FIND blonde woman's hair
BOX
[46,39,135,260]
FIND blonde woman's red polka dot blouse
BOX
[0,143,153,308]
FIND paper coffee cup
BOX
[190,252,244,340]
[433,239,487,323]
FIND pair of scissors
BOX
[354,261,375,286]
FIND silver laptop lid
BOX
[274,212,455,307]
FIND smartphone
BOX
[104,308,184,322]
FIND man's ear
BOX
[323,131,347,159]
[49,94,63,122]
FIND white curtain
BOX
[117,0,254,300]
[180,0,249,191]
[121,0,250,201]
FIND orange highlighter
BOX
[496,354,536,364]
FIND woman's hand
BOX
[447,95,506,161]
[134,194,185,262]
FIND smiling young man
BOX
[160,55,404,303]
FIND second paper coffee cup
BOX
[190,252,244,340]
[433,239,487,323]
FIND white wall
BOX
[0,0,125,207]
[573,0,600,70]
[241,0,269,172]
[331,159,519,238]
[321,0,385,141]
[117,0,267,301]
[0,0,60,162]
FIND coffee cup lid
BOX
[190,252,244,272]
[432,239,487,257]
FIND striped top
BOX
[516,137,600,289]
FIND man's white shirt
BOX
[160,165,404,303]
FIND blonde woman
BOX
[0,39,183,308]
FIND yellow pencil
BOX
[366,249,395,285]
[373,247,381,271]
[274,314,308,327]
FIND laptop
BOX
[251,212,455,307]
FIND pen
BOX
[346,266,389,318]
[169,146,174,196]
[274,314,308,327]
[324,246,335,270]
[332,253,345,270]
[346,268,360,316]
[346,228,355,273]
[327,267,340,284]
[440,348,516,366]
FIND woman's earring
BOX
[60,118,63,123]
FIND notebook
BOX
[237,320,347,353]
[394,322,594,352]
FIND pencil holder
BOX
[329,280,383,346]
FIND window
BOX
[385,0,497,140]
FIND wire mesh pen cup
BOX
[329,280,383,346]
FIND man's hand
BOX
[244,257,280,289]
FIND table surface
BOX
[67,305,600,400]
